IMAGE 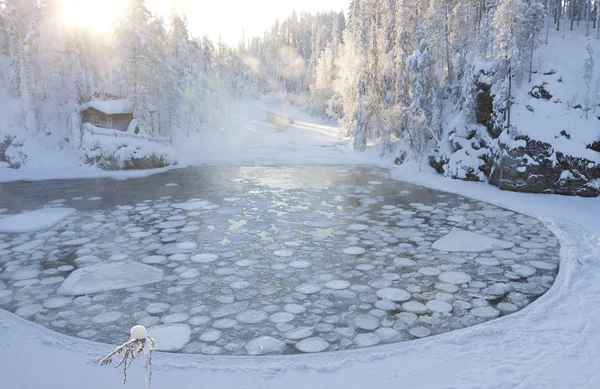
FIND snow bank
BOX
[81,124,177,170]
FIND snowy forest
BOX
[0,0,599,193]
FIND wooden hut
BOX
[80,100,136,133]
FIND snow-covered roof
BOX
[80,99,133,115]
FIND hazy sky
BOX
[151,0,349,43]
[61,0,349,43]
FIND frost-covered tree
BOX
[583,39,595,118]
[114,0,155,134]
[516,0,546,84]
[4,0,38,133]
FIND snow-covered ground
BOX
[1,99,600,388]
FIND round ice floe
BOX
[209,319,235,329]
[171,201,210,210]
[295,337,330,353]
[230,281,250,289]
[354,315,380,331]
[43,297,72,309]
[295,284,323,295]
[426,300,453,313]
[376,288,411,302]
[511,265,536,278]
[475,257,501,266]
[191,253,219,263]
[348,224,369,231]
[375,300,398,311]
[148,324,192,352]
[497,303,518,313]
[245,337,286,355]
[15,304,43,317]
[270,312,295,323]
[285,327,314,340]
[354,333,380,347]
[201,346,222,355]
[235,259,258,267]
[236,310,267,324]
[180,269,200,279]
[325,280,351,290]
[188,316,210,326]
[146,303,171,315]
[284,304,306,314]
[342,247,366,255]
[161,313,189,324]
[438,271,472,284]
[470,307,500,318]
[77,330,98,338]
[402,301,428,314]
[143,255,168,264]
[418,267,441,276]
[530,261,556,270]
[409,327,431,338]
[289,261,312,269]
[200,329,222,342]
[356,264,375,271]
[274,249,294,257]
[520,241,545,249]
[158,221,186,229]
[393,258,416,267]
[92,312,123,324]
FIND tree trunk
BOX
[546,0,552,43]
[571,0,576,30]
[529,34,535,83]
[444,9,452,82]
[586,0,591,36]
[507,62,512,129]
[557,0,562,30]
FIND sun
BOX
[60,0,125,32]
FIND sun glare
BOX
[60,0,125,32]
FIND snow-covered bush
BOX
[81,124,177,170]
[99,325,155,389]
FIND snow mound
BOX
[0,208,76,233]
[432,228,514,252]
[58,261,164,296]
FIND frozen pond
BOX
[0,165,560,355]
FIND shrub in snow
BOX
[81,124,177,170]
[0,134,26,168]
[99,325,155,388]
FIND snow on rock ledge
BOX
[432,228,514,252]
[81,124,177,170]
[0,208,76,233]
[58,261,164,296]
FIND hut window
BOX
[93,116,101,126]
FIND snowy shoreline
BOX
[2,164,599,388]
